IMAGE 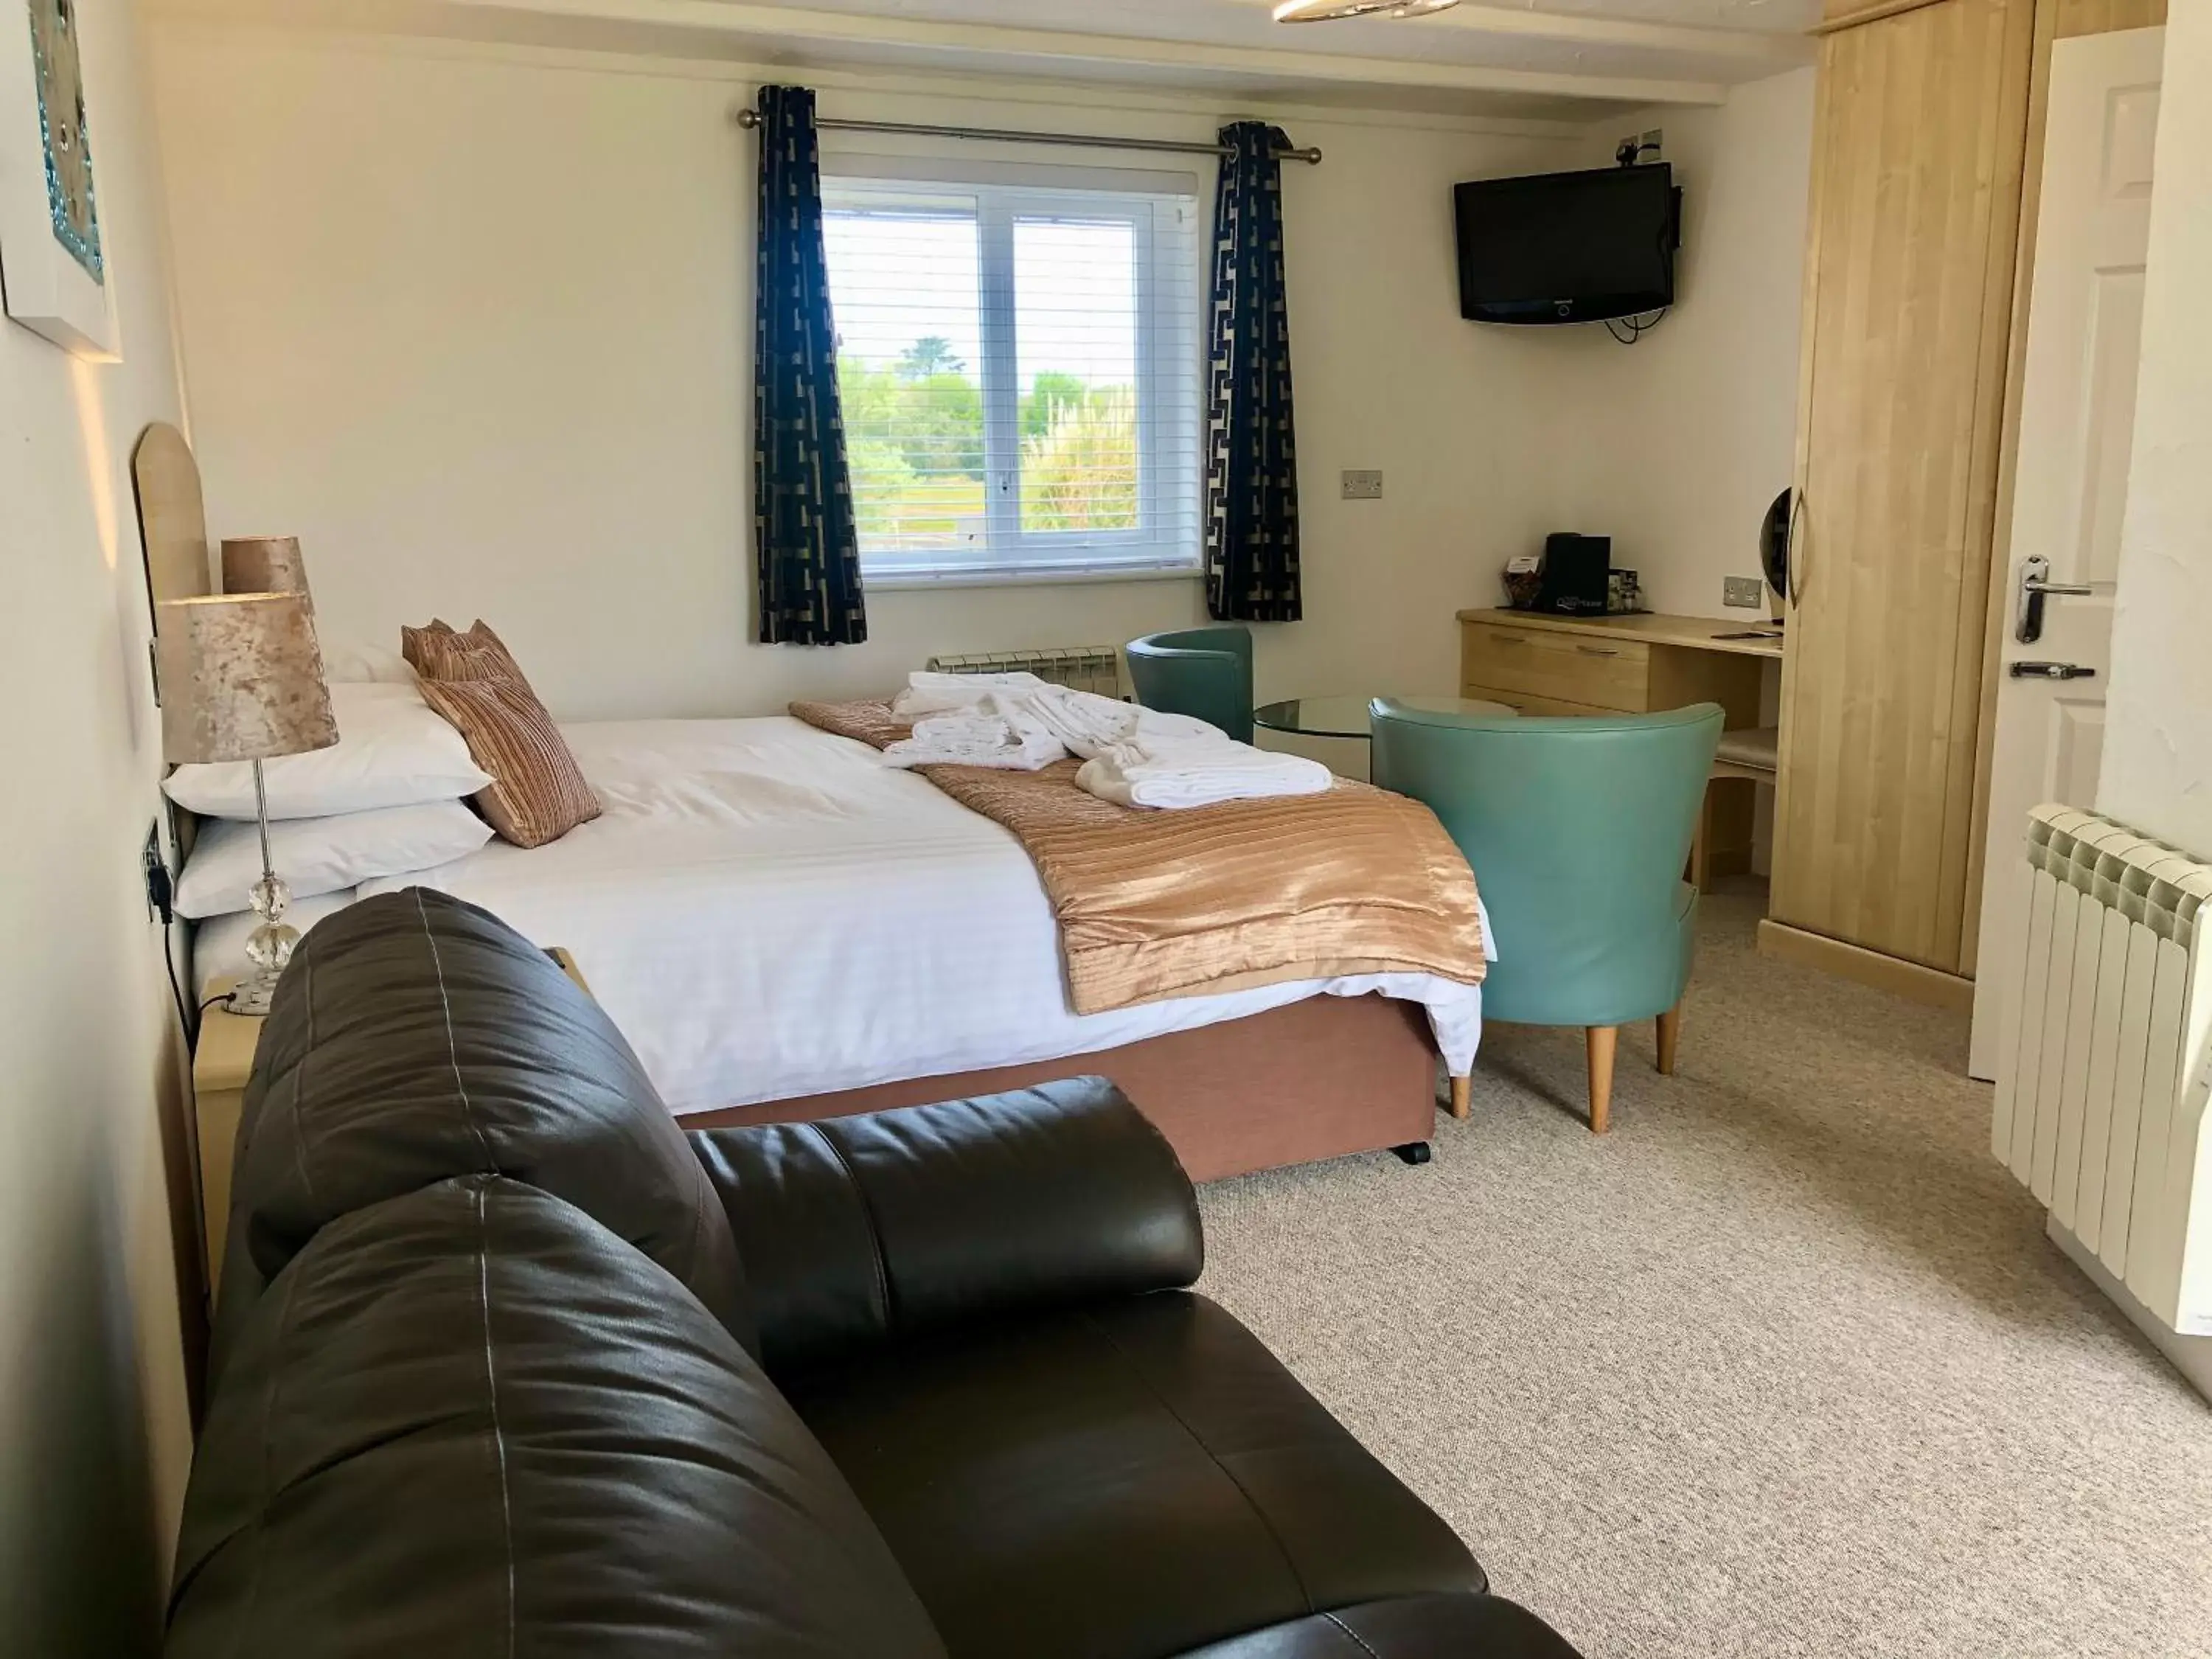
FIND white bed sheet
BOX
[285,716,1489,1115]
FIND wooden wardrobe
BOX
[1764,0,2166,1006]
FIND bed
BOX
[145,425,1482,1183]
[194,714,1486,1175]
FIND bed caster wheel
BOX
[1391,1142,1433,1166]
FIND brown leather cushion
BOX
[171,1175,945,1659]
[787,1291,1484,1659]
[215,889,750,1363]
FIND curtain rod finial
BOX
[734,107,761,129]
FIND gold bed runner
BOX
[790,698,1486,1015]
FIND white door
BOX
[1969,27,2164,1080]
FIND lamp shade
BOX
[156,594,338,765]
[221,535,312,610]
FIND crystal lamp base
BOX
[225,868,299,1018]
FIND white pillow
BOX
[164,681,491,820]
[321,639,417,685]
[175,800,495,919]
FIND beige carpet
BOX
[1196,881,2212,1659]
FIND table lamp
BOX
[221,535,313,611]
[156,592,338,1015]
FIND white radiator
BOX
[1993,805,2212,1336]
[925,646,1124,699]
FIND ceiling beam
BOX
[279,0,1734,105]
[1419,1,1809,66]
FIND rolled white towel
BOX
[1076,736,1333,810]
[884,707,1068,771]
[1023,691,1220,759]
[884,672,1217,768]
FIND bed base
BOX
[679,992,1441,1183]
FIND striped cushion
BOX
[406,619,600,849]
[402,619,522,684]
[417,676,602,848]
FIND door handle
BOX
[1785,490,1806,608]
[2015,555,2095,644]
[2009,661,2097,681]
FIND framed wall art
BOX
[1,0,119,358]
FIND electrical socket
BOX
[1723,576,1765,610]
[1340,469,1384,501]
[142,821,174,924]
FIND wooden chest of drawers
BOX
[1458,611,1767,726]
[1461,619,1652,712]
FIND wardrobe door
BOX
[1772,0,2036,973]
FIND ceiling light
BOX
[1273,0,1461,21]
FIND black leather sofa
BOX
[169,890,1580,1658]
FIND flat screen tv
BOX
[1454,164,1679,325]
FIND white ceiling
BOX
[1472,0,1809,30]
[153,0,1820,119]
[781,0,1816,46]
[690,0,1819,102]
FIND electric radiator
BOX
[1992,805,2212,1336]
[925,647,1124,699]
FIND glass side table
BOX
[1252,695,1517,740]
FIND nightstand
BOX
[190,986,262,1281]
[191,947,592,1293]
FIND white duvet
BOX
[209,717,1484,1114]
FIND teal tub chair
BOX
[1125,627,1254,742]
[1371,700,1725,1134]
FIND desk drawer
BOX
[1461,683,1619,719]
[1461,621,1650,710]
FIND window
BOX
[821,171,1203,584]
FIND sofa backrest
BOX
[170,1175,946,1658]
[213,889,750,1364]
[693,1079,1205,1377]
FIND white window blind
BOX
[821,172,1203,584]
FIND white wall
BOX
[0,1,196,1648]
[1560,69,1816,621]
[2098,10,2212,855]
[145,26,1590,723]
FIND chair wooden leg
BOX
[1656,1003,1681,1077]
[1585,1026,1617,1135]
[1449,1074,1472,1121]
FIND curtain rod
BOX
[734,108,1323,165]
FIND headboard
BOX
[132,421,214,609]
[131,422,217,1412]
[132,422,213,860]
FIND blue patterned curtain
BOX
[1205,122,1301,624]
[754,86,866,646]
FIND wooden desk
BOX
[1456,608,1781,875]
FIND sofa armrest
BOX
[1179,1596,1584,1658]
[689,1078,1203,1377]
